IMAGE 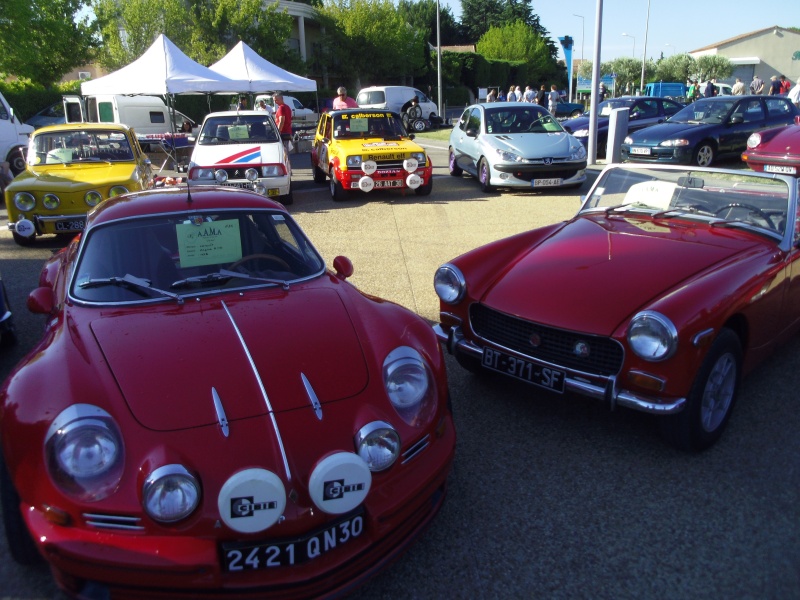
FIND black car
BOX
[24,102,65,129]
[621,95,800,167]
[562,96,684,156]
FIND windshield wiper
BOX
[79,273,184,303]
[171,268,291,291]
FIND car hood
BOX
[190,142,284,167]
[629,121,711,142]
[480,215,761,336]
[488,132,578,157]
[11,164,139,190]
[334,138,425,160]
[90,288,370,431]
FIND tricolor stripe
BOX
[216,147,261,165]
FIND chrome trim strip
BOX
[692,328,715,347]
[83,513,144,531]
[34,213,88,223]
[434,324,686,415]
[222,300,292,481]
[300,373,323,420]
[211,387,230,437]
[401,434,430,464]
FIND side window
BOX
[0,99,8,120]
[149,111,166,124]
[662,100,682,116]
[737,100,764,123]
[467,108,482,132]
[637,100,658,118]
[766,98,792,117]
[457,108,470,131]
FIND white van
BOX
[356,86,439,122]
[0,92,35,174]
[63,95,195,135]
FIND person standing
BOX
[731,78,746,95]
[788,80,800,107]
[507,86,517,102]
[687,80,698,101]
[486,88,497,102]
[750,74,764,95]
[536,85,546,106]
[333,86,358,109]
[273,93,293,151]
[547,84,560,114]
[779,75,792,95]
[703,79,717,98]
[523,85,535,102]
[768,75,782,95]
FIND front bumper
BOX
[434,323,686,415]
[189,175,291,197]
[333,164,433,192]
[8,212,88,236]
[490,160,586,188]
[621,145,694,164]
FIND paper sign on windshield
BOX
[177,219,243,268]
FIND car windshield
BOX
[198,115,280,145]
[332,112,406,139]
[484,106,563,134]
[71,209,326,304]
[668,98,736,124]
[581,165,791,239]
[28,129,134,165]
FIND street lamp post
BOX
[436,0,442,120]
[573,13,584,102]
[640,0,651,92]
[622,33,635,58]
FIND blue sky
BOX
[442,0,799,67]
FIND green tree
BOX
[0,0,98,87]
[398,0,463,46]
[694,55,733,82]
[654,53,696,84]
[476,20,556,81]
[317,0,427,88]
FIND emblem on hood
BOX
[573,341,590,358]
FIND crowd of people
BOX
[485,83,562,108]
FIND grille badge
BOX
[529,333,542,347]
[573,341,590,358]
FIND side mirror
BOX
[466,127,478,138]
[27,287,55,315]
[333,255,354,280]
[729,115,744,125]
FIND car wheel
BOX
[412,119,426,132]
[659,328,741,452]
[414,178,433,196]
[0,454,42,565]
[11,231,35,247]
[449,147,463,176]
[692,142,715,167]
[313,163,326,184]
[329,167,347,201]
[7,148,26,175]
[478,158,493,192]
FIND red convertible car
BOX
[434,164,800,451]
[0,186,455,598]
[741,116,800,176]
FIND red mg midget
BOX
[0,186,455,598]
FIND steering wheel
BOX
[229,253,291,271]
[714,203,775,230]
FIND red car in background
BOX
[742,116,800,176]
[0,186,455,598]
[435,164,800,452]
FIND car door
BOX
[628,99,663,132]
[452,107,483,174]
[313,114,331,170]
[764,97,798,128]
[719,98,764,156]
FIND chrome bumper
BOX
[433,324,686,415]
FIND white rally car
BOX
[188,111,293,204]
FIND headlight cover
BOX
[45,404,124,502]
[383,346,435,426]
[496,148,522,162]
[573,129,589,137]
[746,133,761,149]
[570,144,587,161]
[355,421,400,471]
[410,152,426,165]
[628,311,678,362]
[143,464,200,523]
[109,185,129,197]
[434,263,466,304]
[261,164,285,177]
[659,139,690,147]
[346,156,363,168]
[85,190,103,207]
[14,192,35,211]
[42,193,60,210]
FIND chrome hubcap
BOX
[700,352,736,432]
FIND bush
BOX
[0,79,82,121]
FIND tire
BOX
[414,178,433,196]
[692,142,715,167]
[313,163,326,184]
[0,454,42,565]
[7,148,26,175]
[478,157,493,193]
[280,182,294,206]
[412,119,426,132]
[329,167,347,201]
[12,231,35,247]
[448,147,463,176]
[659,328,741,452]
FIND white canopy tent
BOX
[81,34,243,96]
[209,41,317,93]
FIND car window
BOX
[28,129,135,165]
[765,98,794,118]
[356,91,385,105]
[732,99,764,123]
[71,210,326,304]
[662,99,682,116]
[457,108,470,131]
[467,108,482,133]
[671,98,736,123]
[331,112,405,138]
[485,106,562,134]
[198,115,280,145]
[631,100,659,118]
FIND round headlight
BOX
[346,156,362,168]
[14,192,35,212]
[245,168,259,181]
[143,465,200,523]
[355,421,400,472]
[85,190,103,207]
[45,404,124,502]
[746,132,762,149]
[434,263,466,305]
[109,186,128,197]
[214,169,228,183]
[383,346,433,426]
[628,311,678,361]
[42,193,60,210]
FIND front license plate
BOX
[54,219,85,232]
[764,164,797,175]
[374,179,403,188]
[630,147,651,155]
[267,188,280,196]
[482,347,565,393]
[532,178,562,187]
[222,512,364,572]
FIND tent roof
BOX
[209,41,317,93]
[81,35,243,96]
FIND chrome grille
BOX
[83,513,144,531]
[469,303,624,377]
[401,434,430,464]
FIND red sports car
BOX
[0,186,455,598]
[741,116,800,176]
[434,163,800,451]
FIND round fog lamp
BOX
[358,176,375,192]
[245,168,259,181]
[361,160,377,175]
[403,157,419,172]
[214,169,228,183]
[406,173,422,189]
[143,465,200,523]
[356,421,400,472]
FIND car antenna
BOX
[185,172,193,204]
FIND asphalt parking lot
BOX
[0,143,798,599]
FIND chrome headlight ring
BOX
[85,190,103,207]
[434,263,466,305]
[383,346,434,426]
[142,464,201,523]
[355,421,400,472]
[13,192,36,212]
[109,185,129,197]
[628,310,678,362]
[42,193,60,210]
